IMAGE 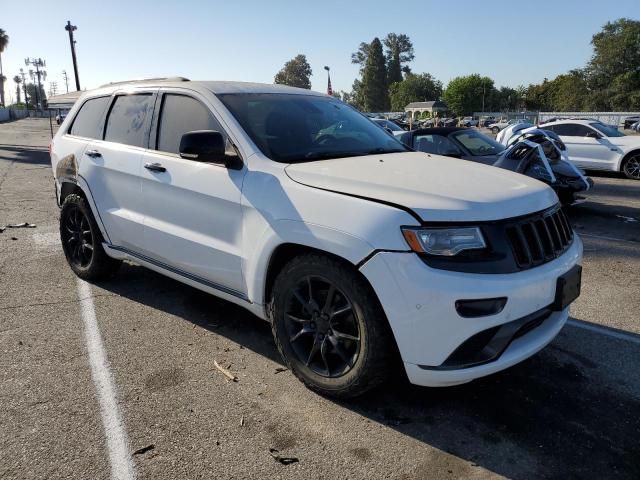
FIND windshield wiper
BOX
[301,151,370,161]
[365,147,407,154]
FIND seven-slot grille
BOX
[505,207,573,269]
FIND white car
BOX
[460,116,478,127]
[543,119,640,179]
[50,79,582,398]
[490,119,529,135]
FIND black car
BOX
[623,115,640,129]
[399,127,592,205]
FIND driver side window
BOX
[414,134,461,156]
[156,94,231,155]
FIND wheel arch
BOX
[620,149,640,173]
[58,178,112,244]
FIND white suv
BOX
[50,79,583,397]
[543,119,640,179]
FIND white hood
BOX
[285,152,558,222]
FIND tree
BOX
[443,74,495,115]
[0,28,8,107]
[26,83,46,109]
[351,42,371,75]
[13,75,21,104]
[383,33,415,85]
[388,73,443,111]
[361,38,389,112]
[274,54,312,89]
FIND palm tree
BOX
[13,75,21,104]
[0,29,8,107]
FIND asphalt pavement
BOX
[1,118,639,480]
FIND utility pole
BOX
[49,81,58,97]
[65,21,80,91]
[19,68,29,110]
[62,70,69,93]
[25,58,47,111]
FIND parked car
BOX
[460,116,478,127]
[481,117,496,128]
[631,120,640,132]
[50,79,582,398]
[55,113,67,125]
[490,119,529,134]
[623,115,640,130]
[399,127,592,204]
[543,119,640,179]
[371,118,406,137]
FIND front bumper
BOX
[359,235,582,387]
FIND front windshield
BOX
[218,93,409,163]
[590,122,625,137]
[451,130,505,156]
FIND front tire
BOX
[622,154,640,180]
[491,126,500,134]
[60,194,122,280]
[271,254,395,398]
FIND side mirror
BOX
[179,130,227,165]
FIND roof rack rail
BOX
[99,77,190,87]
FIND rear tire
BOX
[270,254,395,398]
[491,126,500,134]
[60,194,122,280]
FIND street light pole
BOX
[324,66,332,96]
[62,70,69,93]
[65,21,81,91]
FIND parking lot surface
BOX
[1,118,639,479]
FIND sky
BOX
[1,0,639,102]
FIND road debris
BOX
[213,360,237,382]
[132,444,155,456]
[274,367,288,374]
[268,448,299,465]
[0,222,37,233]
[240,415,245,426]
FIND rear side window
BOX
[104,94,154,147]
[69,96,110,138]
[156,94,224,154]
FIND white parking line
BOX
[579,232,639,244]
[567,319,640,345]
[77,279,136,480]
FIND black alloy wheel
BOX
[61,203,95,268]
[283,275,360,378]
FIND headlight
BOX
[401,227,486,256]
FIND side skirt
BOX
[102,243,268,320]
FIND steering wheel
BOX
[313,134,337,146]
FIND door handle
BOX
[85,149,102,158]
[144,162,166,172]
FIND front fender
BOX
[245,219,377,307]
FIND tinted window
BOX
[218,93,407,163]
[156,94,223,154]
[413,134,461,156]
[104,94,154,147]
[69,96,110,138]
[550,123,593,137]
